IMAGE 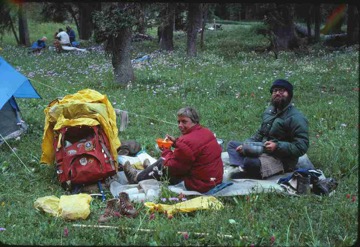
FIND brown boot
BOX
[98,198,120,223]
[119,192,138,218]
[123,161,139,184]
[142,159,151,169]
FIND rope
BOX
[30,78,178,126]
[30,78,64,93]
[0,133,33,174]
[118,110,177,126]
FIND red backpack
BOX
[54,125,116,189]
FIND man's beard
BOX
[271,95,291,110]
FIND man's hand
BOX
[235,145,243,154]
[264,141,277,153]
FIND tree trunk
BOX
[111,27,134,85]
[9,15,19,45]
[240,4,247,20]
[347,4,359,45]
[18,3,30,46]
[78,2,100,40]
[266,4,299,50]
[306,4,312,41]
[159,3,175,51]
[136,3,146,34]
[65,4,80,38]
[200,4,208,49]
[186,3,202,57]
[314,4,321,42]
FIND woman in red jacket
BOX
[124,107,223,193]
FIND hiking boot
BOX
[142,159,150,169]
[119,192,138,218]
[98,198,120,223]
[123,161,139,184]
[296,173,311,195]
[312,178,338,196]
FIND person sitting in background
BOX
[123,107,224,193]
[66,26,76,43]
[29,36,47,53]
[227,79,311,179]
[55,28,71,45]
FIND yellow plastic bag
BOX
[34,195,60,217]
[59,194,92,220]
[34,194,92,220]
[144,196,223,217]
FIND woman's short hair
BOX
[177,107,200,124]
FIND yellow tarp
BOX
[40,89,120,169]
[34,194,92,220]
[144,196,224,217]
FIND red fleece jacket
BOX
[161,124,223,193]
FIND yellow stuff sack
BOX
[34,193,92,220]
[59,194,92,220]
[34,195,60,217]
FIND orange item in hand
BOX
[156,138,173,149]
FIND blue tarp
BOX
[0,56,41,109]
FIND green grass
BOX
[0,20,358,246]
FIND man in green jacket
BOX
[227,79,310,179]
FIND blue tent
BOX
[0,56,41,144]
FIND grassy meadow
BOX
[0,20,358,246]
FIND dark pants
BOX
[227,140,261,177]
[137,158,182,185]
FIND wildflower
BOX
[161,198,167,202]
[352,196,356,202]
[270,235,275,244]
[0,228,6,231]
[346,194,351,199]
[181,198,187,201]
[182,232,189,240]
[169,197,179,202]
[63,227,69,237]
[149,213,155,220]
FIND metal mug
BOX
[242,142,264,157]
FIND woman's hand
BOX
[165,134,176,142]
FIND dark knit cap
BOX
[270,79,293,97]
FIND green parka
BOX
[247,103,309,171]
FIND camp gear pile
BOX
[40,89,120,190]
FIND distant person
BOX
[123,107,223,193]
[227,79,311,179]
[55,28,70,45]
[29,36,47,53]
[66,26,76,43]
